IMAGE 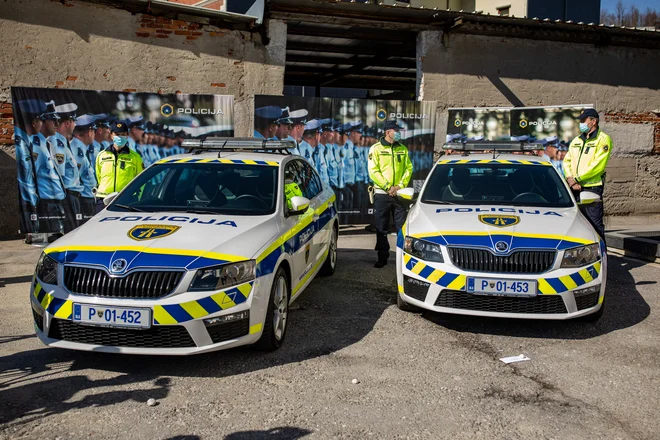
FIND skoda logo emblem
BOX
[495,241,509,253]
[111,258,128,273]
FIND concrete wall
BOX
[418,30,660,218]
[0,0,286,238]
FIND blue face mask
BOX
[579,122,590,133]
[113,135,128,147]
[393,132,402,142]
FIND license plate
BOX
[72,304,152,329]
[466,278,537,297]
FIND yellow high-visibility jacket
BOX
[564,129,613,187]
[284,181,303,210]
[368,138,413,192]
[95,146,143,197]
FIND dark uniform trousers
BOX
[95,198,107,214]
[37,199,65,234]
[574,185,605,242]
[63,191,81,233]
[374,193,408,262]
[80,197,96,221]
[20,201,39,234]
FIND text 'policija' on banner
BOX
[11,86,234,240]
[254,95,438,225]
[446,105,592,143]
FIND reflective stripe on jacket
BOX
[95,146,143,197]
[368,138,413,192]
[563,129,613,187]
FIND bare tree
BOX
[615,0,626,25]
[643,7,658,27]
[629,5,640,26]
[600,4,658,28]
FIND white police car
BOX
[30,139,338,354]
[396,144,607,321]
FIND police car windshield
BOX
[421,163,573,208]
[109,163,278,215]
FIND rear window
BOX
[421,163,573,208]
[109,163,278,215]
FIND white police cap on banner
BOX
[54,103,78,120]
[289,109,308,125]
[74,114,96,130]
[544,135,559,145]
[304,119,322,132]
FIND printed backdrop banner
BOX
[510,105,590,143]
[446,107,512,142]
[255,95,437,225]
[446,105,591,143]
[11,86,234,238]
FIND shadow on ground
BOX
[422,255,651,340]
[0,248,393,426]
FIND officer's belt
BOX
[66,190,81,197]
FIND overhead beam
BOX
[284,77,416,91]
[285,67,417,78]
[286,41,414,57]
[286,54,417,69]
[287,23,418,43]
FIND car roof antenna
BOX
[216,140,228,158]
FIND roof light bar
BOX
[443,141,546,151]
[181,137,296,151]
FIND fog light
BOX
[573,284,600,297]
[203,310,249,327]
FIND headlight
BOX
[404,236,444,263]
[190,260,256,292]
[36,253,59,285]
[561,244,600,268]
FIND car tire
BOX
[254,266,290,351]
[397,293,423,313]
[579,300,605,322]
[319,225,338,277]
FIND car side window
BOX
[297,160,322,200]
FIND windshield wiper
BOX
[114,204,145,212]
[185,209,218,215]
[423,200,455,205]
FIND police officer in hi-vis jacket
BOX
[368,120,413,268]
[563,108,613,240]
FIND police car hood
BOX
[46,212,277,271]
[407,203,599,252]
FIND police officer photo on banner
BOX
[254,95,437,226]
[10,86,234,243]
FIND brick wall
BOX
[0,0,287,237]
[605,112,660,154]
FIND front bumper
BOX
[29,275,271,355]
[396,250,606,320]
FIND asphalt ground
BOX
[0,235,659,440]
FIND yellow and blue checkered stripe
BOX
[403,254,467,290]
[153,282,253,324]
[157,158,279,166]
[33,280,254,325]
[403,254,602,295]
[437,159,551,166]
[33,281,73,320]
[537,262,601,294]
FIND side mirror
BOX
[288,196,310,216]
[103,192,119,206]
[578,191,601,206]
[397,187,417,201]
